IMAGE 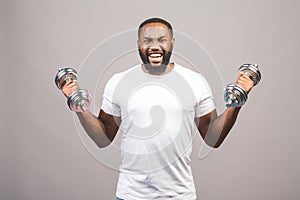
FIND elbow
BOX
[204,139,222,149]
[91,132,114,148]
[94,139,113,148]
[211,143,221,149]
[96,142,111,148]
[96,143,109,148]
[206,142,221,149]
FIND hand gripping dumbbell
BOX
[55,68,91,112]
[224,63,261,108]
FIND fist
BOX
[236,72,254,94]
[62,80,80,98]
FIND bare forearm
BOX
[76,111,111,148]
[204,107,241,148]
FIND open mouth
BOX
[148,52,163,64]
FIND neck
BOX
[142,63,174,75]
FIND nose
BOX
[149,40,160,50]
[149,43,161,52]
[149,46,160,52]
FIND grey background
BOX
[1,0,299,199]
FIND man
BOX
[61,18,254,200]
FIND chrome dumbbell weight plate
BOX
[55,68,78,89]
[224,83,248,108]
[55,68,91,112]
[224,63,261,108]
[238,63,261,86]
[67,89,92,112]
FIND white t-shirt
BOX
[101,63,215,200]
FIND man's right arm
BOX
[62,80,120,148]
[76,110,120,148]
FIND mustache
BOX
[138,46,173,67]
[147,49,164,55]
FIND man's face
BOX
[138,23,174,74]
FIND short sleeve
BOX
[194,96,215,117]
[194,74,216,118]
[100,75,121,117]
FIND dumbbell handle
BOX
[224,63,261,108]
[55,67,91,113]
[238,63,261,86]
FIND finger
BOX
[238,73,253,83]
[237,72,246,80]
[67,82,78,87]
[238,72,245,78]
[63,81,79,90]
[237,78,253,86]
[237,72,247,81]
[237,77,249,84]
[236,76,247,84]
[62,87,77,98]
[64,79,77,86]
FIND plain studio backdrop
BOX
[1,0,299,199]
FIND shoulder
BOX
[104,64,140,92]
[174,63,208,85]
[106,64,140,84]
[111,64,139,80]
[173,63,213,99]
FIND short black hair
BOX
[138,17,173,37]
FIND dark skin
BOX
[62,22,254,148]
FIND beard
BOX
[139,47,173,74]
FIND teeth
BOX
[149,54,162,58]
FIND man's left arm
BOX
[196,72,254,148]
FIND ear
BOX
[137,36,142,46]
[171,38,175,48]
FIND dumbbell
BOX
[55,68,91,112]
[224,63,261,108]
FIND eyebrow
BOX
[158,36,167,39]
[142,35,167,39]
